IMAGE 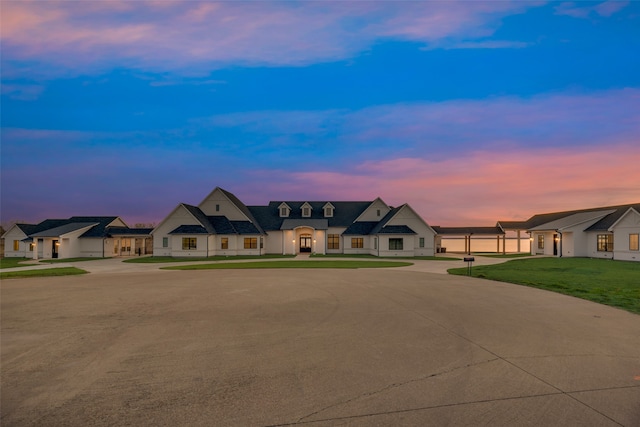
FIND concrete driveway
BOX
[1,266,639,426]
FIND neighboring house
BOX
[1,217,153,259]
[501,204,640,261]
[152,187,437,257]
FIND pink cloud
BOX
[241,143,640,226]
[1,1,541,77]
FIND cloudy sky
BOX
[2,1,639,226]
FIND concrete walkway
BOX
[1,253,517,275]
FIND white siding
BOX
[384,205,436,256]
[199,188,251,220]
[326,227,346,254]
[79,238,105,258]
[355,199,391,222]
[2,227,30,258]
[612,209,640,262]
[152,205,202,256]
[377,235,414,257]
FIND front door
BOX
[120,238,132,256]
[553,234,558,256]
[52,240,59,259]
[300,234,312,253]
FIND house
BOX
[152,187,437,257]
[1,217,153,259]
[499,203,640,261]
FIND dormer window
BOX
[301,202,313,218]
[278,202,291,218]
[323,202,335,218]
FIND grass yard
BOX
[0,267,88,280]
[125,254,296,263]
[475,253,533,259]
[448,257,640,314]
[0,257,32,269]
[162,260,413,270]
[310,254,460,261]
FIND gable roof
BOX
[513,203,640,232]
[248,201,371,231]
[218,188,265,234]
[168,205,263,235]
[606,207,640,231]
[29,222,98,238]
[529,210,616,232]
[586,203,640,231]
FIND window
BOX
[389,238,403,250]
[182,237,197,250]
[162,237,169,248]
[351,237,363,249]
[630,234,639,251]
[221,237,229,249]
[303,207,310,217]
[216,204,220,212]
[280,207,288,217]
[324,207,333,217]
[244,237,257,249]
[29,243,35,251]
[597,234,613,252]
[419,237,425,248]
[537,235,544,249]
[13,240,19,251]
[328,234,340,249]
[376,209,381,217]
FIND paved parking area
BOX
[2,268,639,426]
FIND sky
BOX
[1,0,639,227]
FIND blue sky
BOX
[2,1,639,226]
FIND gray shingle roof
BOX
[169,225,209,234]
[377,225,416,234]
[342,222,378,235]
[30,222,98,237]
[248,201,371,231]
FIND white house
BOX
[524,204,640,261]
[1,217,153,259]
[152,187,437,257]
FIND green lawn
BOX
[310,254,460,261]
[124,254,296,263]
[0,267,88,279]
[162,260,412,270]
[0,257,31,269]
[475,253,534,259]
[448,257,640,314]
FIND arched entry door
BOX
[300,234,312,253]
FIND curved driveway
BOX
[2,259,639,426]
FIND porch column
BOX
[502,235,506,255]
[497,236,500,253]
[517,230,521,253]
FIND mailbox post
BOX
[463,256,475,276]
